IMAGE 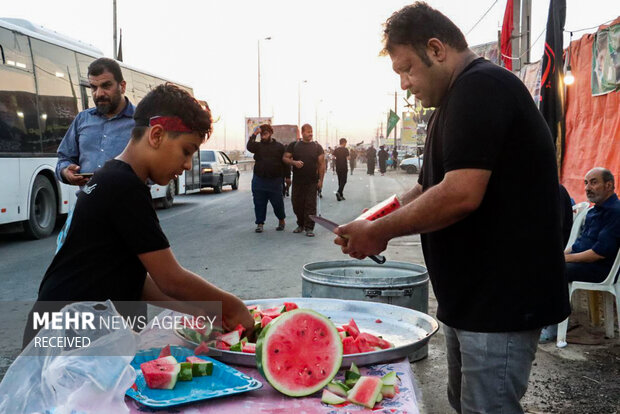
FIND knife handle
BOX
[369,255,386,264]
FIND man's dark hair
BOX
[339,138,347,145]
[132,83,213,141]
[88,58,124,83]
[600,168,615,188]
[301,123,312,133]
[260,123,273,134]
[381,2,468,66]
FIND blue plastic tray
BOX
[126,346,262,408]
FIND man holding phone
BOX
[55,58,135,186]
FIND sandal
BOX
[293,226,304,233]
[255,224,264,233]
[305,230,315,237]
[276,222,285,231]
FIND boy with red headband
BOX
[24,84,252,346]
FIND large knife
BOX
[310,215,387,264]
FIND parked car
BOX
[400,155,424,174]
[200,150,240,193]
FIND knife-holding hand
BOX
[334,219,389,260]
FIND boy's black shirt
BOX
[38,159,170,303]
[419,58,569,332]
[333,146,349,171]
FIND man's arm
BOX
[139,248,253,331]
[565,249,605,263]
[283,151,303,168]
[317,153,326,189]
[246,134,258,153]
[56,116,88,185]
[400,183,424,205]
[335,169,490,258]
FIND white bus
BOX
[0,18,201,239]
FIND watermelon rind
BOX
[376,392,383,403]
[219,330,241,346]
[186,356,213,376]
[347,376,383,408]
[382,371,397,386]
[321,389,347,405]
[178,362,193,381]
[256,308,343,397]
[140,356,180,390]
[327,380,350,398]
[349,362,360,375]
[229,342,243,352]
[381,384,396,398]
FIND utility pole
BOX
[512,0,521,71]
[394,91,398,147]
[521,0,532,64]
[113,0,117,60]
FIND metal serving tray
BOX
[174,297,439,367]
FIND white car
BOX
[400,155,424,174]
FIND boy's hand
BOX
[222,294,254,334]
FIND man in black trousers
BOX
[333,138,350,201]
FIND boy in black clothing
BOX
[24,84,253,346]
[333,138,350,201]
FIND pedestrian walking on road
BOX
[366,144,376,175]
[349,147,357,175]
[335,3,569,413]
[283,124,325,237]
[333,138,350,201]
[392,147,399,170]
[247,124,290,233]
[378,145,389,175]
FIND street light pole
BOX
[257,37,271,117]
[113,0,117,60]
[297,79,307,132]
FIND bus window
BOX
[129,70,164,103]
[31,39,80,154]
[76,53,95,109]
[0,27,40,154]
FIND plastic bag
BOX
[0,300,138,414]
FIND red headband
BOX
[149,116,193,133]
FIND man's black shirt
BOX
[247,135,290,179]
[419,58,569,332]
[333,146,349,171]
[286,140,324,184]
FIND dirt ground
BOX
[412,289,620,414]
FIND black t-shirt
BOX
[333,146,349,171]
[285,140,324,184]
[38,159,170,303]
[418,58,570,332]
[247,136,290,179]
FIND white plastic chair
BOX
[572,201,590,218]
[557,206,620,347]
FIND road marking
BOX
[369,175,377,206]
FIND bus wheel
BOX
[161,180,176,209]
[24,175,57,239]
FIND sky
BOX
[2,1,618,150]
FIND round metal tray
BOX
[174,297,439,367]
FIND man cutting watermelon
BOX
[23,84,253,347]
[334,3,569,414]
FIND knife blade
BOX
[310,215,386,264]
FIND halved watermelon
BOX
[347,376,383,408]
[256,309,343,397]
[140,356,180,390]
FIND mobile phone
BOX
[76,172,94,178]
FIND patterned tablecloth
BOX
[126,314,420,414]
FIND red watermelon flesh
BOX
[233,323,246,337]
[242,342,256,353]
[356,332,381,347]
[158,344,172,358]
[354,335,376,353]
[347,376,383,408]
[247,305,258,311]
[343,319,360,338]
[342,336,361,355]
[283,302,298,312]
[256,309,343,397]
[336,326,345,332]
[356,195,401,222]
[219,330,240,346]
[194,341,210,355]
[377,337,392,350]
[261,316,273,328]
[216,341,231,351]
[260,307,282,319]
[140,356,180,390]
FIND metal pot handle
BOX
[365,288,412,298]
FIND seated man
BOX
[565,167,620,283]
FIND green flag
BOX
[386,109,400,137]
